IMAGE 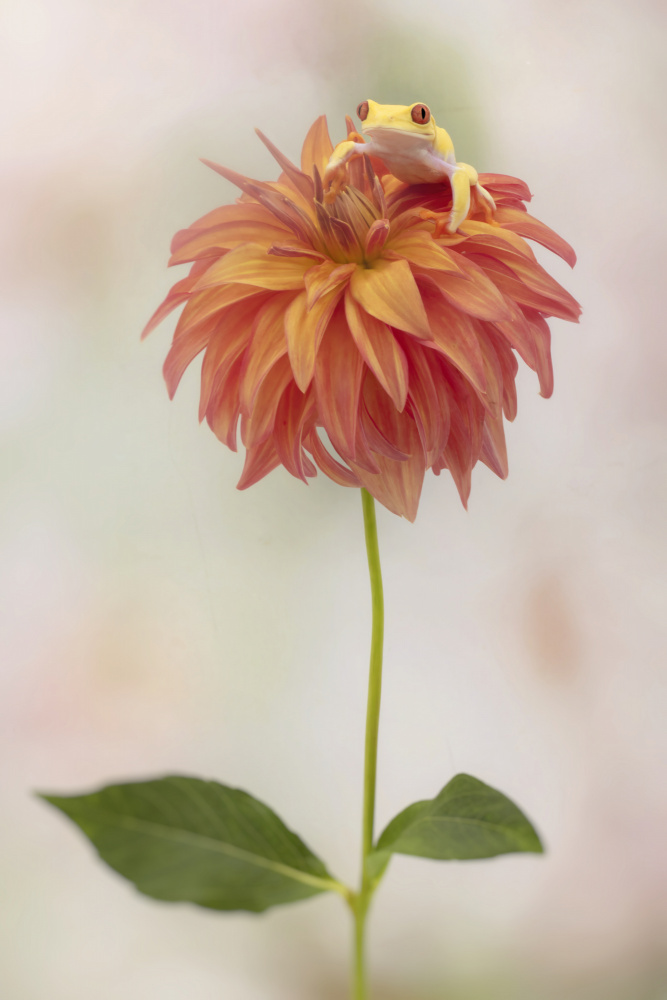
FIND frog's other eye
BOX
[357,101,369,122]
[411,104,431,124]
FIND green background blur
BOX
[1,0,666,997]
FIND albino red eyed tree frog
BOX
[323,99,497,235]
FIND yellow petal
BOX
[300,116,334,177]
[193,243,313,292]
[344,291,408,411]
[387,231,464,273]
[284,286,343,392]
[349,259,430,338]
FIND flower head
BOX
[143,116,580,520]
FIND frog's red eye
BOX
[411,104,431,124]
[357,101,369,122]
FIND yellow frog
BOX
[323,100,496,234]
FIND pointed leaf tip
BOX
[40,776,340,913]
[373,773,543,862]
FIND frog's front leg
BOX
[418,161,471,235]
[323,133,367,203]
[422,161,497,235]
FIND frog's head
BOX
[357,100,437,140]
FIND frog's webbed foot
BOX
[419,209,453,239]
[323,135,367,203]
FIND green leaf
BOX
[372,773,543,863]
[40,776,343,913]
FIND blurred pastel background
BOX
[1,0,666,997]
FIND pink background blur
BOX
[1,1,666,997]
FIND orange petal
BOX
[478,173,532,203]
[523,309,554,398]
[193,243,313,292]
[473,325,505,419]
[199,296,261,419]
[273,383,317,483]
[141,259,210,339]
[305,430,360,487]
[458,221,537,261]
[421,284,487,394]
[239,294,293,410]
[401,340,450,463]
[467,244,579,308]
[206,355,244,450]
[364,219,390,258]
[170,218,292,265]
[285,286,343,392]
[474,257,581,322]
[255,129,314,202]
[304,260,356,309]
[387,231,464,274]
[173,285,268,342]
[495,207,577,267]
[300,116,335,177]
[344,291,408,411]
[163,319,213,399]
[351,401,425,522]
[241,355,293,449]
[314,306,364,461]
[482,327,519,420]
[236,436,282,490]
[431,255,513,321]
[480,410,509,479]
[350,259,431,338]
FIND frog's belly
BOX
[366,132,450,185]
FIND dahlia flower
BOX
[143,116,580,520]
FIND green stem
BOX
[352,488,385,1000]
